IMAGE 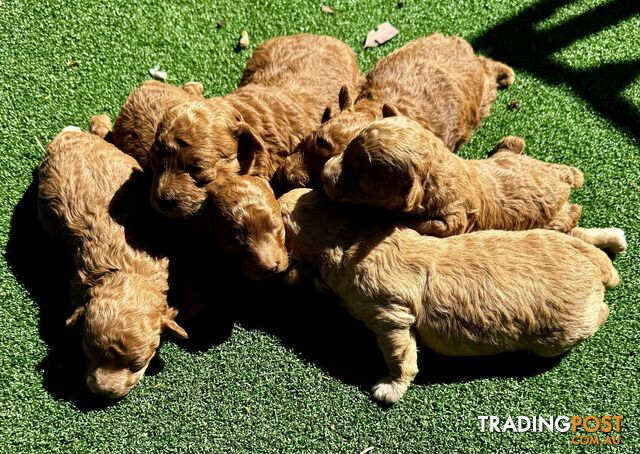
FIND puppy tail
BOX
[479,56,515,88]
[89,115,113,141]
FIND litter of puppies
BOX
[37,33,626,402]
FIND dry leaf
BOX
[65,60,80,69]
[364,22,399,48]
[359,448,374,454]
[321,5,335,14]
[149,64,168,81]
[242,405,252,415]
[239,31,250,49]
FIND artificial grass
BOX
[1,0,638,451]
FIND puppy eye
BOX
[316,137,332,150]
[129,362,145,372]
[175,138,190,148]
[185,164,203,174]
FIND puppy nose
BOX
[155,196,176,212]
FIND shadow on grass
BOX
[473,0,640,144]
[175,258,563,394]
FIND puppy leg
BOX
[488,136,525,157]
[371,327,419,404]
[182,82,204,98]
[545,203,582,232]
[89,115,113,141]
[569,227,627,254]
[407,209,468,237]
[479,56,516,88]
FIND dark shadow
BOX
[474,0,640,143]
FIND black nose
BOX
[155,197,177,211]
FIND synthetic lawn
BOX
[1,0,639,452]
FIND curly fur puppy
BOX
[38,128,188,399]
[149,34,362,218]
[198,175,289,280]
[90,80,204,168]
[277,33,514,188]
[279,189,619,403]
[323,116,586,237]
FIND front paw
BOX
[371,376,408,404]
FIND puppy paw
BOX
[494,136,525,155]
[89,115,112,139]
[62,125,81,133]
[371,376,408,404]
[182,81,204,97]
[604,228,627,254]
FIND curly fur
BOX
[279,189,619,403]
[278,32,514,188]
[91,80,205,167]
[322,116,585,237]
[199,175,289,280]
[38,130,187,398]
[148,34,363,218]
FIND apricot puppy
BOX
[279,189,619,403]
[278,32,514,188]
[38,128,187,398]
[323,116,585,236]
[91,80,204,167]
[149,34,362,219]
[198,175,289,280]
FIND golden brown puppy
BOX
[279,189,619,403]
[149,34,363,218]
[38,128,187,399]
[323,116,586,237]
[278,33,514,188]
[199,175,289,280]
[90,80,205,168]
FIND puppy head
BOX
[292,87,371,187]
[150,101,264,219]
[278,188,339,263]
[322,116,431,212]
[67,276,187,399]
[210,176,288,280]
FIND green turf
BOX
[1,0,639,452]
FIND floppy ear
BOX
[162,307,188,340]
[65,306,85,327]
[403,177,425,212]
[235,122,266,175]
[321,107,332,123]
[382,104,401,118]
[338,85,354,111]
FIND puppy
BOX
[38,128,187,398]
[278,32,514,188]
[279,189,619,403]
[91,80,205,167]
[198,175,289,281]
[323,116,585,237]
[149,34,363,219]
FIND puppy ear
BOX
[382,104,401,118]
[321,107,332,123]
[235,122,266,175]
[338,85,354,111]
[403,178,425,212]
[65,306,85,327]
[162,307,188,340]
